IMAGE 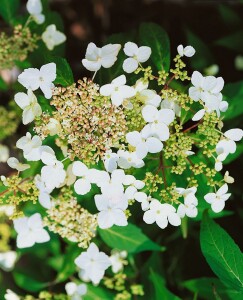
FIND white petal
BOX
[142,105,158,122]
[134,192,147,203]
[14,92,30,109]
[27,0,42,15]
[192,109,205,121]
[146,137,163,153]
[136,142,148,159]
[112,74,126,87]
[118,85,136,98]
[224,129,243,141]
[123,42,138,57]
[34,229,50,243]
[18,68,40,90]
[100,84,114,96]
[40,63,56,82]
[82,59,101,72]
[184,46,195,57]
[156,217,168,229]
[123,58,138,73]
[72,161,88,176]
[74,178,91,195]
[191,71,204,87]
[111,91,124,106]
[158,108,175,125]
[217,183,228,196]
[204,193,216,204]
[113,210,128,226]
[137,46,151,62]
[211,200,225,213]
[143,210,156,224]
[168,213,181,226]
[177,45,184,56]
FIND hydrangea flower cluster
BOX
[0,5,242,297]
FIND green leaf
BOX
[56,244,81,282]
[83,285,114,300]
[0,0,20,25]
[200,212,243,291]
[50,57,74,87]
[223,81,243,121]
[182,277,243,300]
[139,22,170,72]
[185,29,214,70]
[98,223,163,253]
[215,30,243,52]
[149,269,181,300]
[13,271,49,292]
[218,5,242,28]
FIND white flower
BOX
[26,0,45,24]
[177,194,198,218]
[16,132,42,161]
[96,169,125,193]
[134,192,153,211]
[142,105,175,141]
[224,171,234,184]
[177,45,195,57]
[143,200,181,229]
[110,250,127,273]
[65,282,87,300]
[126,130,163,159]
[0,144,9,162]
[117,150,144,170]
[74,243,111,285]
[95,187,128,229]
[41,153,66,190]
[14,89,42,124]
[123,42,151,73]
[7,157,30,172]
[100,75,135,106]
[13,213,50,248]
[82,43,121,72]
[123,175,145,200]
[41,161,66,190]
[18,63,56,99]
[4,289,20,300]
[189,71,224,102]
[0,251,17,271]
[42,24,66,51]
[204,184,231,213]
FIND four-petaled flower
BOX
[142,105,175,141]
[204,184,231,213]
[143,200,181,229]
[13,213,50,248]
[18,63,56,99]
[123,42,151,73]
[14,89,42,125]
[42,24,66,51]
[82,43,121,72]
[74,243,111,285]
[126,130,163,159]
[95,187,128,229]
[100,75,135,106]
